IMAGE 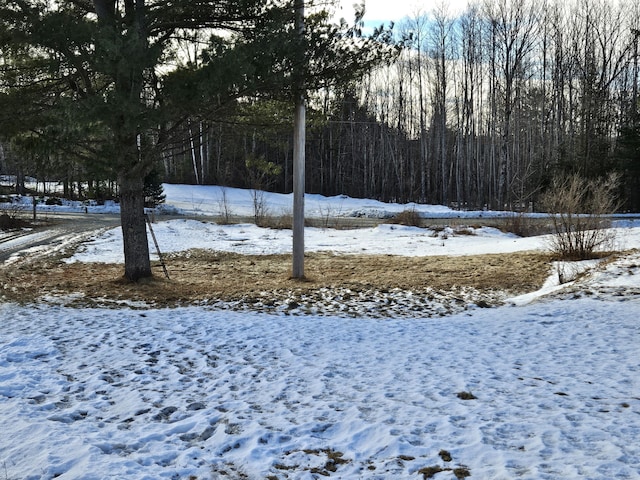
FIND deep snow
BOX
[1,183,639,479]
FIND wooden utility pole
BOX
[292,0,306,279]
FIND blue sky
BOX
[335,0,468,24]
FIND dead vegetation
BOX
[390,208,422,227]
[0,248,552,313]
[456,391,478,400]
[418,465,471,479]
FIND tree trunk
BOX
[119,174,152,281]
[16,171,26,195]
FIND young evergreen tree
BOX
[143,169,166,208]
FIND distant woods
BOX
[157,0,640,211]
[2,0,640,211]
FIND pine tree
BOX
[1,0,395,280]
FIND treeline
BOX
[376,0,640,211]
[2,0,640,211]
[155,0,640,211]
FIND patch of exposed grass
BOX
[457,391,477,400]
[453,467,472,478]
[273,463,296,470]
[276,448,350,477]
[0,249,553,309]
[439,450,452,462]
[419,465,445,478]
[209,462,249,479]
[453,226,475,236]
[418,465,471,479]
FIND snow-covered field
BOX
[1,184,640,479]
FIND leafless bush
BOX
[256,210,314,230]
[0,200,28,230]
[540,173,620,260]
[245,154,280,226]
[503,212,536,237]
[318,202,344,229]
[390,208,422,227]
[262,209,293,229]
[250,189,270,226]
[216,187,232,224]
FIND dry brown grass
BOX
[0,249,552,309]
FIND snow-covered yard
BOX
[1,184,639,479]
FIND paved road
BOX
[4,210,637,265]
[0,212,121,263]
[0,210,524,264]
